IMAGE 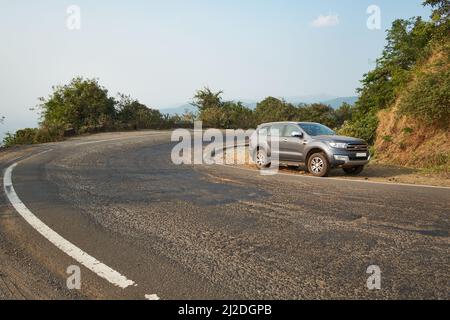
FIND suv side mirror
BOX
[291,131,303,139]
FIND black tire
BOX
[307,153,330,177]
[255,149,270,170]
[343,166,365,176]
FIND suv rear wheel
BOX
[343,166,364,175]
[255,149,270,169]
[307,153,330,177]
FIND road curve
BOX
[1,131,449,299]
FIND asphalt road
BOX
[0,131,449,299]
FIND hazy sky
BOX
[0,0,431,135]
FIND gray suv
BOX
[249,122,371,177]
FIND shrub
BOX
[402,127,414,134]
[39,77,116,134]
[398,69,450,127]
[338,111,379,144]
[3,128,39,147]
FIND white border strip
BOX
[75,132,171,146]
[3,149,161,298]
[3,161,135,289]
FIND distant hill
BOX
[159,104,195,116]
[322,96,358,109]
[160,96,358,115]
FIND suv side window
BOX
[270,124,285,137]
[257,126,269,136]
[284,125,301,137]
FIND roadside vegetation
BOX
[369,0,449,173]
[340,0,449,144]
[2,80,354,148]
[191,88,353,130]
[2,1,448,174]
[2,77,191,148]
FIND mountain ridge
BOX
[160,96,358,115]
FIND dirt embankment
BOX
[375,107,449,171]
[374,45,449,176]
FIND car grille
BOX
[347,144,368,152]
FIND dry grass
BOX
[376,107,450,170]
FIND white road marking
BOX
[75,132,170,146]
[2,150,158,298]
[3,162,135,288]
[75,138,126,146]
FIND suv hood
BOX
[313,135,367,144]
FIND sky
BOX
[0,0,432,137]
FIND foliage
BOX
[402,127,414,135]
[192,88,355,130]
[3,77,186,147]
[39,77,116,134]
[334,103,354,127]
[424,0,450,25]
[338,110,379,143]
[254,97,298,123]
[192,88,223,112]
[193,88,258,129]
[3,128,39,147]
[115,93,164,129]
[398,68,450,126]
[297,104,339,129]
[2,125,66,147]
[342,0,448,144]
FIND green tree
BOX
[181,109,197,125]
[116,93,164,129]
[424,0,450,24]
[297,103,338,129]
[39,77,116,133]
[192,87,257,129]
[343,12,436,144]
[335,103,354,127]
[255,97,298,123]
[192,87,223,112]
[222,101,256,129]
[2,128,39,147]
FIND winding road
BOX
[0,131,449,299]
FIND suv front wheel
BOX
[307,153,330,177]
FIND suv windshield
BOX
[299,123,335,136]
